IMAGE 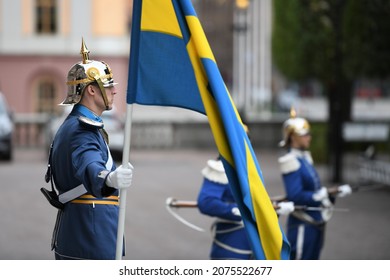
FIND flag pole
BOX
[115,103,133,260]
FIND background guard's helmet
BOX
[279,108,310,147]
[61,38,117,108]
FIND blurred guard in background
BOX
[278,109,351,260]
[198,125,294,259]
[197,157,253,259]
[46,39,133,260]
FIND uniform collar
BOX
[290,148,306,157]
[73,104,103,123]
[290,148,313,164]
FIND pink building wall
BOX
[0,55,130,116]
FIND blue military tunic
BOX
[51,104,120,260]
[197,159,252,260]
[279,148,330,260]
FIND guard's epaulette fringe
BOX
[201,159,228,184]
[278,153,300,174]
[78,116,103,129]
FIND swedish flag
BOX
[127,0,290,260]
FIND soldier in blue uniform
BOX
[197,157,294,260]
[278,109,351,260]
[49,39,133,260]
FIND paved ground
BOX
[0,147,389,260]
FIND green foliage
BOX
[343,0,390,78]
[273,0,390,82]
[272,0,303,80]
[310,122,328,163]
[272,0,336,81]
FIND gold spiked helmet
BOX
[279,107,310,147]
[61,38,117,108]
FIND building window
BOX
[36,0,57,34]
[37,80,57,114]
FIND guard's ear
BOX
[85,83,98,96]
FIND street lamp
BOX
[236,0,249,10]
[233,0,273,119]
[232,0,250,116]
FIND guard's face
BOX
[103,85,117,111]
[85,84,116,113]
[291,133,311,150]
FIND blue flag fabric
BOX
[127,0,290,260]
[127,0,205,114]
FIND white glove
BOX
[276,201,295,215]
[321,197,334,222]
[231,207,241,217]
[106,163,134,190]
[312,187,328,201]
[337,184,352,198]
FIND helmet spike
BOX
[62,39,117,106]
[80,37,90,64]
[290,106,297,118]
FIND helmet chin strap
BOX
[94,76,110,110]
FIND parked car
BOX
[46,106,125,161]
[0,92,13,161]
